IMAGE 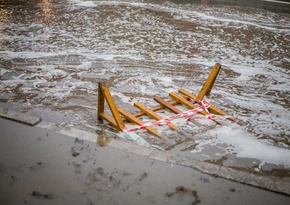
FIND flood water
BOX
[0,0,290,178]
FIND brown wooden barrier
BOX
[97,63,236,137]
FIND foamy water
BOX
[0,0,289,176]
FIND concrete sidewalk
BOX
[0,116,290,204]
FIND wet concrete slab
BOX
[0,107,41,126]
[1,115,290,204]
[202,0,290,13]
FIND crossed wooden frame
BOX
[97,63,234,137]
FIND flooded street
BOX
[0,0,290,180]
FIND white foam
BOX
[192,126,290,168]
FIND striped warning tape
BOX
[123,100,234,133]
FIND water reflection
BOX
[33,0,54,25]
[0,2,12,26]
[39,0,52,18]
[0,1,12,49]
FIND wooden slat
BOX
[196,63,221,101]
[154,97,202,127]
[178,89,238,122]
[154,97,181,114]
[169,92,222,124]
[170,92,198,109]
[134,100,179,118]
[134,102,178,130]
[169,92,209,116]
[118,108,159,137]
[179,89,227,116]
[99,83,125,130]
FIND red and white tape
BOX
[123,99,234,133]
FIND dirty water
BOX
[1,118,290,204]
[0,0,290,179]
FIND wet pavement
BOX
[1,0,290,203]
[1,116,290,204]
[207,0,290,13]
[1,0,290,173]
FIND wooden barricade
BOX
[97,63,235,137]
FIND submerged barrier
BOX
[97,63,238,139]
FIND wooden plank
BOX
[99,83,125,130]
[169,92,221,124]
[97,82,105,121]
[154,97,181,114]
[178,89,198,100]
[178,89,238,122]
[134,102,178,130]
[196,63,221,101]
[154,97,202,127]
[98,112,121,131]
[134,100,179,118]
[169,92,198,109]
[118,108,159,137]
[169,92,208,115]
[179,89,227,116]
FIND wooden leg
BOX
[196,63,221,101]
[98,83,125,131]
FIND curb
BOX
[1,108,289,196]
